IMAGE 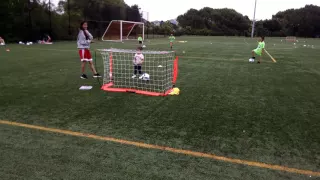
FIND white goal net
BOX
[285,36,297,42]
[102,20,144,42]
[98,48,178,96]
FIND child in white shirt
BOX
[132,47,144,78]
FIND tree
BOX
[272,5,320,37]
[127,4,141,22]
[177,7,250,36]
[1,1,319,41]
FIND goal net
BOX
[98,48,178,96]
[102,20,144,42]
[285,36,297,42]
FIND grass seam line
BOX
[0,120,319,177]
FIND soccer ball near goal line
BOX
[98,48,178,96]
[139,73,150,81]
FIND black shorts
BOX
[139,41,142,44]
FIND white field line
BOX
[17,47,275,63]
[181,56,274,63]
[244,38,249,45]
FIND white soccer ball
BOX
[249,58,254,63]
[140,73,150,80]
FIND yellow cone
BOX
[169,88,180,95]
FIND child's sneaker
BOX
[93,73,101,78]
[132,75,137,78]
[80,74,88,79]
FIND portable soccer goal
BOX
[285,36,297,42]
[97,48,178,96]
[102,20,144,42]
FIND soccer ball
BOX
[140,73,150,80]
[249,58,254,63]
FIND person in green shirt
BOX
[250,36,265,64]
[138,35,143,45]
[169,34,175,50]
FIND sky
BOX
[51,0,320,21]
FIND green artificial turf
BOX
[0,36,319,179]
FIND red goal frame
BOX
[101,53,179,96]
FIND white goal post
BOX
[102,20,145,42]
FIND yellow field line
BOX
[264,49,277,63]
[0,120,319,177]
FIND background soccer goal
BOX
[98,49,178,96]
[102,20,144,42]
[285,36,297,42]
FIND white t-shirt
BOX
[133,53,144,65]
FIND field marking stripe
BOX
[0,120,319,177]
[264,49,277,63]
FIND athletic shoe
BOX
[257,61,261,64]
[80,74,88,79]
[132,75,137,78]
[139,75,143,79]
[93,73,101,78]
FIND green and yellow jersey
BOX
[254,41,265,56]
[169,35,175,43]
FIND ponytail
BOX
[80,21,89,40]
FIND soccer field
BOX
[0,36,319,179]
